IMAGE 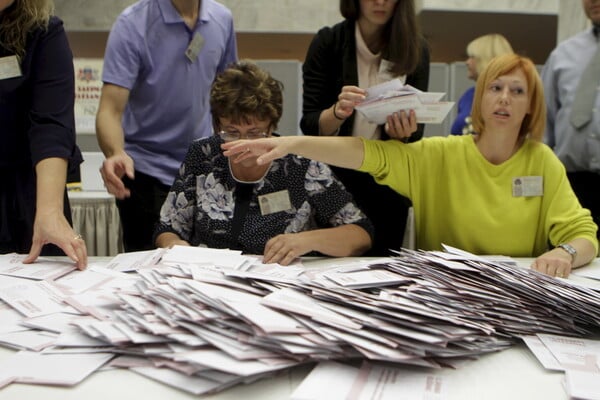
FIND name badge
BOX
[512,176,543,197]
[0,55,22,80]
[258,190,292,216]
[185,32,205,63]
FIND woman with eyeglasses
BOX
[300,0,430,256]
[153,61,373,265]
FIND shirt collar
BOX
[158,0,206,25]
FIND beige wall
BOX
[57,0,587,64]
[56,0,585,42]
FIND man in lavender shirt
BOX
[96,0,237,251]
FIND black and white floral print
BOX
[154,135,373,255]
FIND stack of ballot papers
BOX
[1,246,600,395]
[354,79,455,125]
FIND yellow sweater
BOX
[359,135,598,256]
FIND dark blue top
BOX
[0,16,81,169]
[450,86,475,135]
[0,15,81,254]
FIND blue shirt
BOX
[102,0,238,185]
[154,135,374,254]
[450,86,474,135]
[542,27,600,172]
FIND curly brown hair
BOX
[210,61,283,132]
[0,0,54,59]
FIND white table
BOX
[0,257,597,399]
[0,343,568,400]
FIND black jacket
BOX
[301,19,430,140]
[299,19,430,255]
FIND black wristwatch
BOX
[556,243,577,263]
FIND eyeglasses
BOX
[217,130,269,142]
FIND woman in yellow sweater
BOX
[222,54,598,279]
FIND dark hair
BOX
[210,61,284,131]
[340,0,423,76]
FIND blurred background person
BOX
[542,0,600,239]
[451,33,514,135]
[0,0,87,269]
[300,0,430,256]
[155,62,373,265]
[96,0,237,252]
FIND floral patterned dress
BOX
[154,136,374,255]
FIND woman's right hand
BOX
[222,137,293,166]
[335,85,367,119]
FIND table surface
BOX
[0,256,597,400]
[68,191,114,200]
[0,343,567,400]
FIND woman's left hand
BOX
[530,248,573,278]
[23,212,88,270]
[385,109,417,140]
[263,233,312,266]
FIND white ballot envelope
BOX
[355,80,454,125]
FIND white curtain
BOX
[70,195,123,257]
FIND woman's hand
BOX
[531,248,573,278]
[221,137,292,165]
[155,232,190,249]
[320,86,366,135]
[24,211,88,270]
[385,109,417,140]
[25,157,87,270]
[531,238,597,278]
[263,232,313,266]
[335,85,367,120]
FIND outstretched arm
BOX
[221,136,365,170]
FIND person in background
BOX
[451,33,514,135]
[96,0,237,252]
[300,0,430,256]
[542,0,600,239]
[224,54,598,278]
[154,62,373,265]
[0,0,87,269]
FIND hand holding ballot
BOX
[335,85,367,121]
[355,79,455,125]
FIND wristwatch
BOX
[556,243,577,263]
